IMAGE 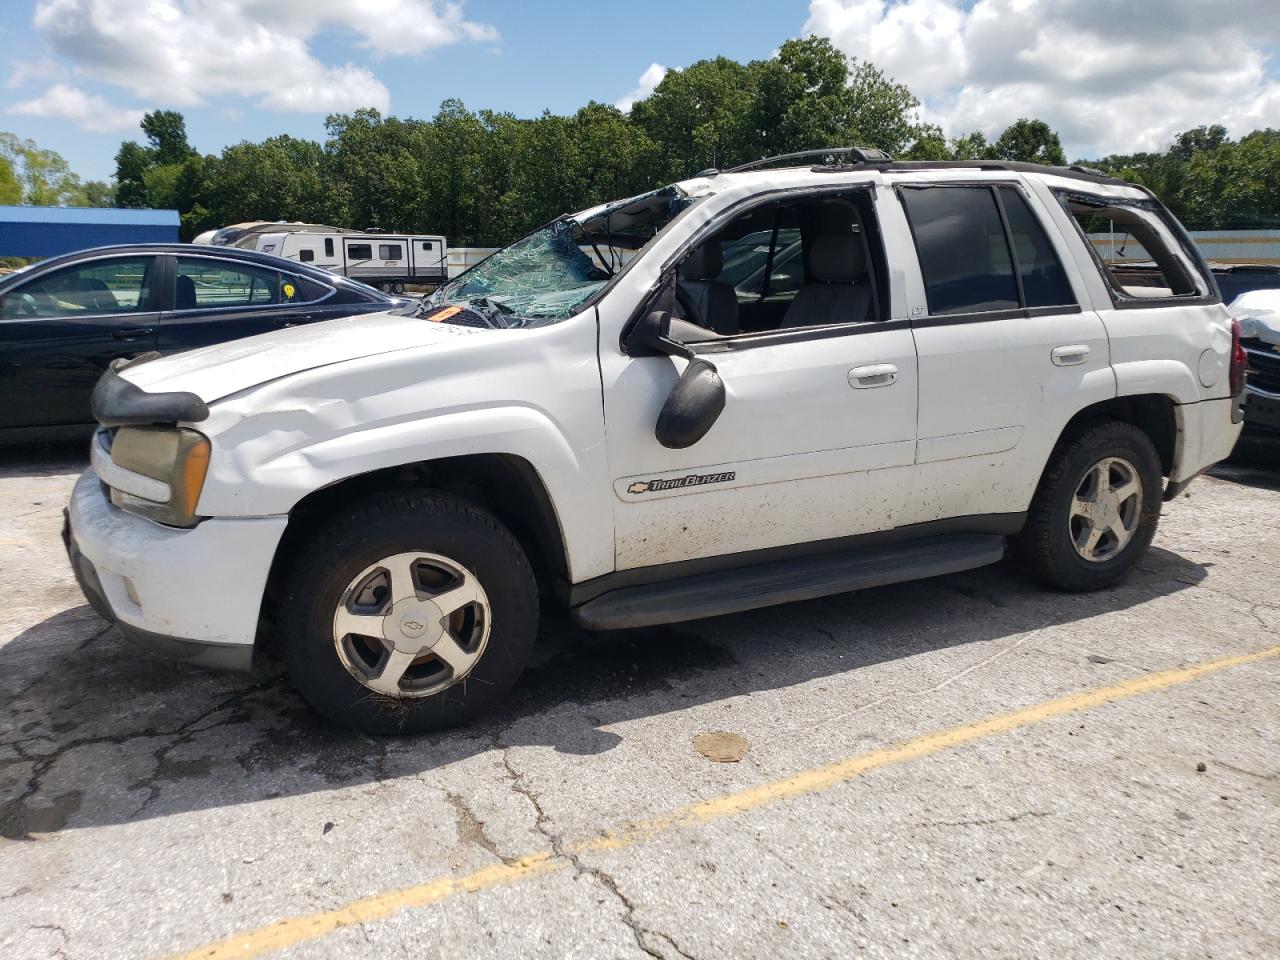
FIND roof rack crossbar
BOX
[726,146,893,174]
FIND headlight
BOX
[107,427,211,527]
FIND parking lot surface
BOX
[1,446,1277,959]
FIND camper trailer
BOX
[252,232,449,292]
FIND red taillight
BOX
[1229,318,1247,396]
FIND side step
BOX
[572,534,1006,631]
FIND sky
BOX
[3,0,1280,183]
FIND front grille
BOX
[1244,339,1280,395]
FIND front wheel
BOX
[1014,420,1163,591]
[279,491,538,734]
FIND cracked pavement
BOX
[0,445,1277,959]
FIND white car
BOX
[65,148,1246,734]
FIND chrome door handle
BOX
[1051,344,1090,366]
[848,363,898,388]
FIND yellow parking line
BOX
[168,643,1280,960]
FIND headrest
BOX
[679,240,723,281]
[808,234,866,283]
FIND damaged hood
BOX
[1230,289,1280,346]
[123,310,488,404]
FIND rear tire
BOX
[279,490,538,734]
[1014,420,1163,592]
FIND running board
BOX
[572,534,1006,631]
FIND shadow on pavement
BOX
[0,545,1208,839]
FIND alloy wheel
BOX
[1068,456,1143,563]
[332,552,490,698]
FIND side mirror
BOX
[624,274,727,448]
[656,358,726,449]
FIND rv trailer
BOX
[252,231,449,292]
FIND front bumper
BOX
[65,470,288,671]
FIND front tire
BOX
[1015,420,1163,592]
[279,491,538,734]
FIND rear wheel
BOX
[392,281,406,295]
[280,491,538,734]
[1015,420,1163,591]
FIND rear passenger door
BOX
[158,255,334,352]
[896,181,1114,526]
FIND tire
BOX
[279,490,538,734]
[1014,419,1163,592]
[392,282,405,295]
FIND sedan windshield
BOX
[425,185,700,326]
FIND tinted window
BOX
[348,243,373,260]
[379,243,403,260]
[998,187,1076,308]
[176,258,280,308]
[324,238,335,257]
[2,258,153,319]
[902,186,1018,315]
[421,241,433,250]
[295,276,331,302]
[299,249,315,263]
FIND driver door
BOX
[0,255,160,429]
[597,188,918,572]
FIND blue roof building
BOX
[0,205,180,258]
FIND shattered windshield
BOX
[424,185,700,327]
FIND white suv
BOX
[65,149,1246,734]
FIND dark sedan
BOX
[0,244,413,436]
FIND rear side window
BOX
[901,185,1078,316]
[1057,193,1211,304]
[379,244,402,260]
[998,187,1075,308]
[900,186,1018,315]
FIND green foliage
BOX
[991,118,1066,165]
[0,132,109,206]
[0,153,21,205]
[1087,127,1280,229]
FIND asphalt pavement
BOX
[1,443,1277,959]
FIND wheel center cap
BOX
[383,597,445,653]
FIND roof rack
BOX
[694,148,1130,188]
[722,146,894,175]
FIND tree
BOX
[990,118,1066,165]
[0,152,21,205]
[114,110,197,210]
[950,131,991,160]
[141,110,195,165]
[0,132,99,206]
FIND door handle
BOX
[848,363,898,388]
[1051,344,1090,366]
[111,327,154,342]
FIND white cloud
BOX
[27,0,498,116]
[8,82,144,133]
[615,63,669,112]
[6,57,61,90]
[804,0,1280,157]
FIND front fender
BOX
[190,323,613,581]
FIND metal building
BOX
[0,205,180,258]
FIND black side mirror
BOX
[656,358,726,449]
[624,273,727,448]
